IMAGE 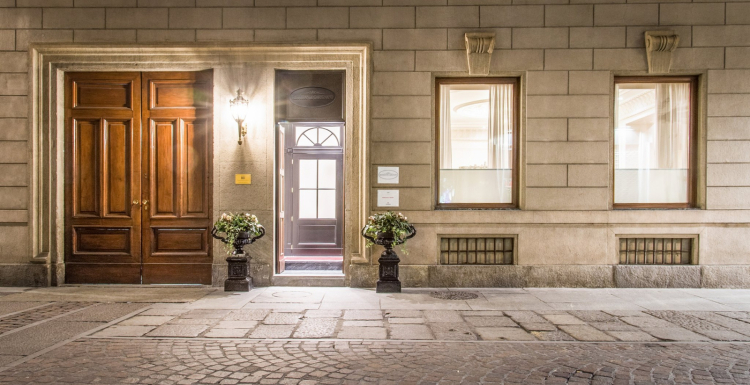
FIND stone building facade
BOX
[0,0,749,288]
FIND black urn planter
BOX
[211,227,265,292]
[361,225,416,293]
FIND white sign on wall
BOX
[377,167,399,184]
[377,190,399,207]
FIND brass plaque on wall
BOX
[275,70,344,121]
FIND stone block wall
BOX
[1,0,750,287]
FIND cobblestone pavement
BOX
[3,338,750,384]
[3,287,750,383]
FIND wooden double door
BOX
[64,71,213,284]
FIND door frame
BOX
[30,44,371,286]
[282,122,346,260]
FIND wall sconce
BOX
[229,89,249,145]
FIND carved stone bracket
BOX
[465,32,495,75]
[645,31,679,74]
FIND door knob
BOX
[132,199,140,206]
[142,200,149,209]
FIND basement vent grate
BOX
[430,291,479,300]
[619,237,693,265]
[440,236,514,265]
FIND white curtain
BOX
[655,83,690,170]
[488,84,514,169]
[439,85,452,169]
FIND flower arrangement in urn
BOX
[361,211,417,293]
[212,212,265,254]
[362,211,415,253]
[211,212,265,292]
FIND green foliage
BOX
[362,211,413,253]
[213,212,264,254]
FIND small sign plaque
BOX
[289,87,336,108]
[377,167,399,184]
[235,174,251,185]
[377,190,399,207]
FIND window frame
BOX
[612,76,699,209]
[434,77,520,210]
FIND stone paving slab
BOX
[91,325,155,337]
[204,328,250,338]
[0,321,104,356]
[0,355,22,367]
[0,287,215,303]
[56,303,146,322]
[0,302,94,335]
[0,302,50,317]
[146,324,208,337]
[84,305,750,343]
[428,322,477,341]
[249,324,295,338]
[475,327,536,341]
[118,315,173,326]
[389,324,433,340]
[337,326,387,339]
[292,318,337,338]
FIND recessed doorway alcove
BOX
[30,44,371,286]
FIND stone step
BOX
[271,275,346,287]
[284,261,342,271]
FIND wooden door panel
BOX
[73,118,101,218]
[66,264,142,285]
[142,71,213,284]
[70,226,135,261]
[153,228,207,253]
[65,72,141,284]
[73,81,132,109]
[151,119,179,218]
[183,119,209,217]
[104,120,132,218]
[150,80,209,109]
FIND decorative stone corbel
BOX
[645,31,679,74]
[465,32,495,75]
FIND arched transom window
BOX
[295,126,341,147]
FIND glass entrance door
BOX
[279,123,344,271]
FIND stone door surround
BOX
[30,43,371,285]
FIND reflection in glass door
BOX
[279,123,344,272]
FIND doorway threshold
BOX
[272,271,345,287]
[279,270,344,276]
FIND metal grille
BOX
[440,237,514,265]
[619,237,693,265]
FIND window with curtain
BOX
[437,78,517,207]
[614,77,695,207]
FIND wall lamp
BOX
[230,89,249,145]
